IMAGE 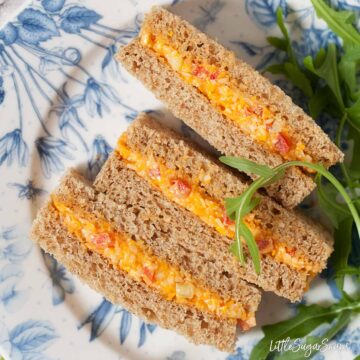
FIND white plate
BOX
[0,0,359,359]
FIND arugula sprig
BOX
[220,157,360,275]
[264,1,360,292]
[235,2,360,359]
[250,295,360,360]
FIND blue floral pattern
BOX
[0,0,139,179]
[79,298,157,347]
[0,0,359,359]
[0,320,57,360]
[0,227,31,313]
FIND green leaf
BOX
[348,123,360,180]
[250,297,360,360]
[311,0,360,46]
[309,87,331,119]
[273,311,352,360]
[347,96,360,128]
[333,217,353,290]
[335,266,360,277]
[239,221,261,274]
[316,176,350,228]
[219,156,275,177]
[304,44,344,109]
[224,196,261,219]
[339,45,358,96]
[267,36,287,51]
[284,62,313,97]
[265,64,286,75]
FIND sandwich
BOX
[30,171,261,352]
[117,7,344,208]
[94,113,334,302]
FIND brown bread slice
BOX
[30,171,261,351]
[117,7,344,208]
[30,189,238,351]
[95,151,332,302]
[122,113,333,264]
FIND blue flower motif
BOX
[42,251,74,306]
[293,28,340,59]
[193,0,225,31]
[0,129,29,167]
[102,44,124,80]
[226,347,247,360]
[79,299,117,341]
[119,309,132,344]
[246,0,287,29]
[0,23,18,45]
[8,180,47,200]
[138,321,156,348]
[335,327,360,355]
[41,0,65,13]
[53,96,85,136]
[0,227,32,262]
[0,76,5,105]
[87,135,113,180]
[0,320,57,360]
[60,6,102,34]
[39,47,82,74]
[166,351,186,360]
[35,136,74,178]
[17,8,59,45]
[83,78,120,117]
[0,226,17,241]
[0,264,28,312]
[80,298,156,347]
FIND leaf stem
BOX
[276,161,360,238]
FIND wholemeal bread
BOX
[117,7,343,208]
[95,113,333,301]
[30,171,261,351]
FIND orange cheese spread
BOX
[52,197,253,324]
[140,31,314,165]
[117,136,320,276]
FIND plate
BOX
[0,0,359,359]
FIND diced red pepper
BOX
[265,121,274,131]
[238,319,251,331]
[148,166,161,180]
[143,266,155,282]
[90,233,113,248]
[193,65,209,78]
[256,238,273,254]
[221,208,235,226]
[170,178,192,198]
[275,133,291,154]
[286,247,296,256]
[210,70,220,80]
[243,106,254,117]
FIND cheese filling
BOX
[139,30,314,165]
[53,197,254,324]
[117,137,320,276]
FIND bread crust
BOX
[118,40,315,208]
[123,113,334,266]
[30,199,237,352]
[117,7,344,208]
[95,146,331,302]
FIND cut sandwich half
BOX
[30,171,261,352]
[94,113,334,302]
[117,7,344,208]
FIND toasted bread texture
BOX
[117,7,343,208]
[95,131,332,302]
[30,175,238,351]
